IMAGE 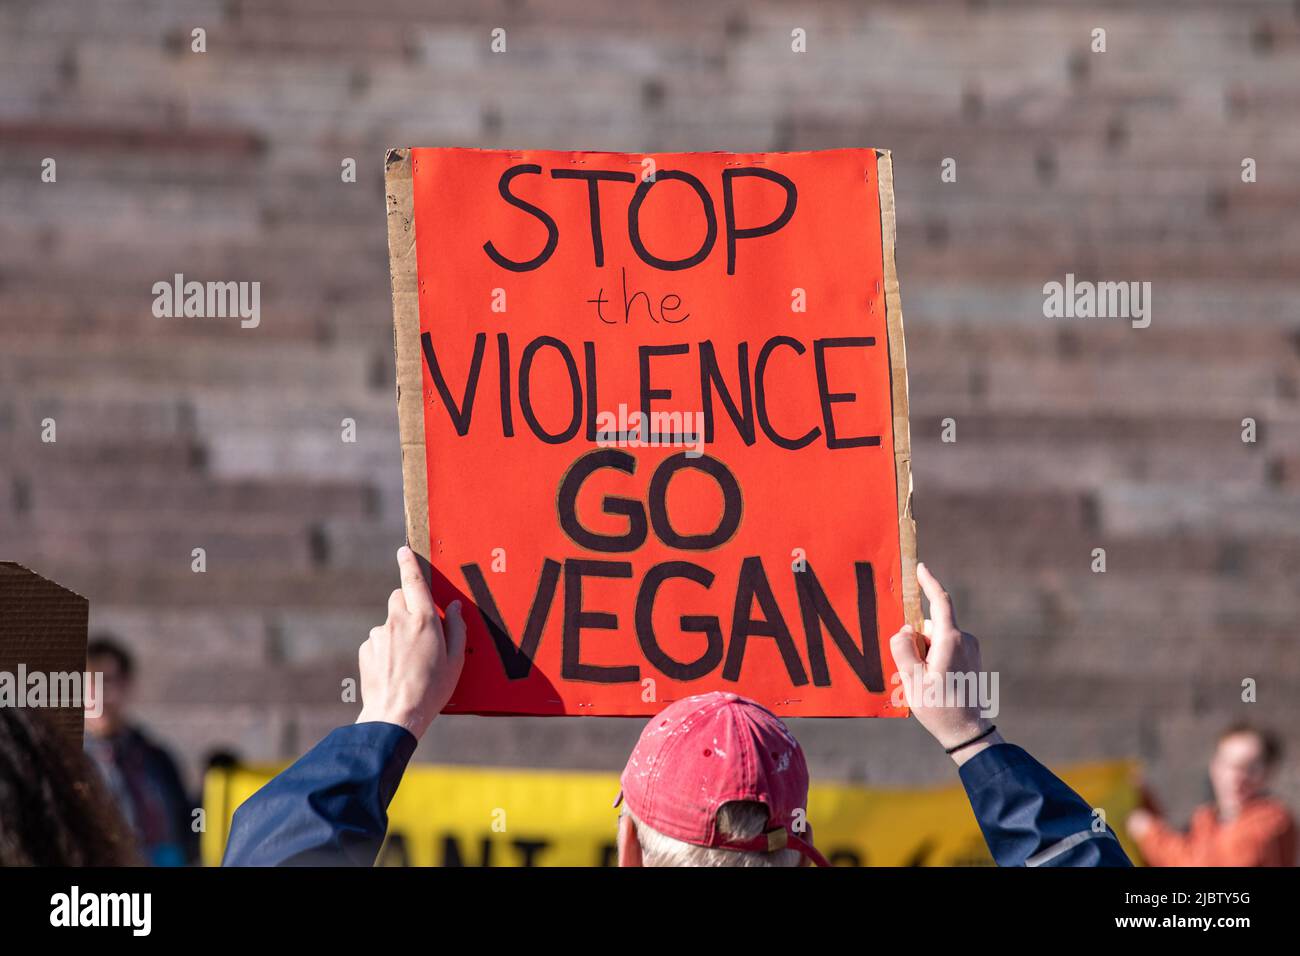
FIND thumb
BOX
[443,600,468,660]
[889,624,923,673]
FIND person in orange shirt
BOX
[1128,723,1296,866]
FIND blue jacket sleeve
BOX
[222,722,417,867]
[959,743,1132,867]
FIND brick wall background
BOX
[2,0,1298,828]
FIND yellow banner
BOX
[203,757,1140,866]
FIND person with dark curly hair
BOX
[0,705,138,866]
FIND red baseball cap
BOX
[615,691,829,867]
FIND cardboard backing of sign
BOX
[386,147,917,717]
[0,562,88,750]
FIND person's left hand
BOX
[356,546,466,739]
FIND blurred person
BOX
[202,748,242,773]
[1127,724,1296,866]
[84,635,197,866]
[223,547,1128,867]
[0,704,138,865]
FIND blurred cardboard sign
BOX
[386,147,917,717]
[0,562,89,749]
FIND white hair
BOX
[624,801,802,867]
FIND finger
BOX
[397,546,434,615]
[921,611,959,673]
[912,624,933,659]
[388,588,406,618]
[443,600,468,660]
[925,628,959,674]
[916,562,958,633]
[889,625,922,673]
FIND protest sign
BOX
[386,147,917,716]
[0,562,89,750]
[203,758,1141,867]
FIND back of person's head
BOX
[617,691,827,867]
[624,800,803,867]
[0,706,138,866]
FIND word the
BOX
[588,267,691,324]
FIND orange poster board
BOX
[386,147,917,717]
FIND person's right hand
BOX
[356,546,467,740]
[889,562,1003,765]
